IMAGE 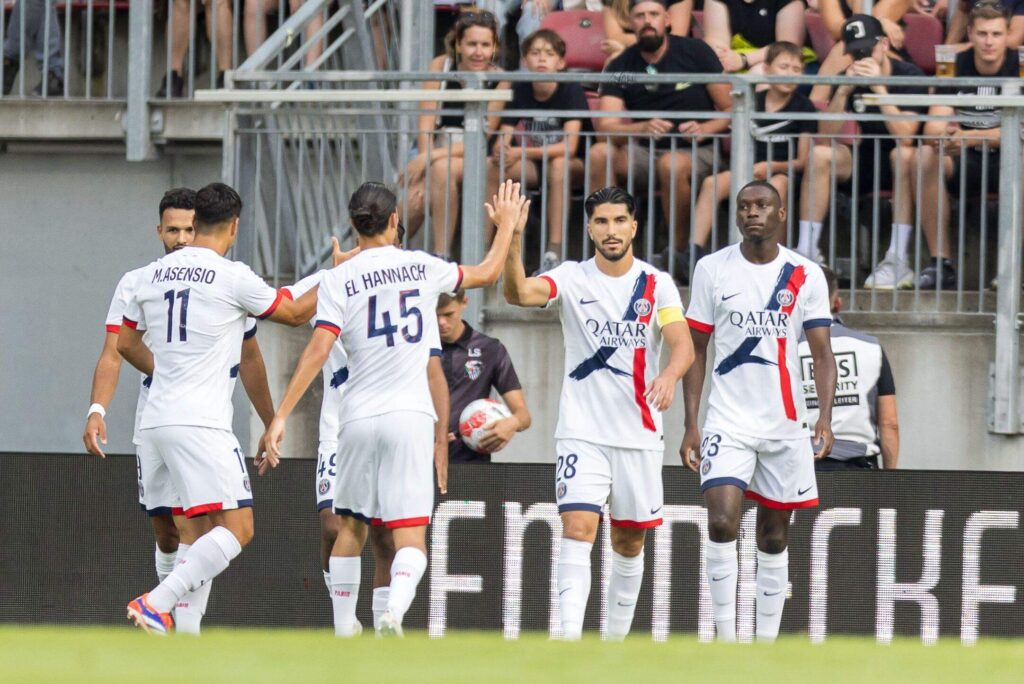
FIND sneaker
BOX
[377,609,404,638]
[337,620,363,638]
[156,70,185,98]
[864,253,914,290]
[32,71,62,97]
[126,594,174,635]
[2,58,18,95]
[533,251,560,275]
[916,258,956,290]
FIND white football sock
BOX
[154,545,177,583]
[329,556,361,637]
[605,551,645,640]
[172,543,213,635]
[557,538,593,641]
[706,539,738,642]
[323,570,331,592]
[147,527,241,613]
[372,587,391,632]
[755,548,789,643]
[386,547,427,623]
[797,221,823,258]
[888,224,912,260]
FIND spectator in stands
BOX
[402,9,509,256]
[437,290,531,463]
[601,0,692,62]
[816,0,908,50]
[947,0,1024,47]
[591,0,731,273]
[898,2,1015,290]
[800,267,899,470]
[244,0,325,69]
[491,1,604,54]
[494,29,591,273]
[797,14,925,285]
[691,42,816,253]
[159,0,235,97]
[2,0,64,96]
[701,0,811,73]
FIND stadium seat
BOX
[540,10,606,72]
[690,10,704,40]
[902,13,943,75]
[805,12,836,61]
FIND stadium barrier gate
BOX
[2,453,1020,643]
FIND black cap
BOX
[841,14,885,56]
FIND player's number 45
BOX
[367,288,423,347]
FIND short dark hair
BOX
[159,187,196,220]
[437,289,467,309]
[584,186,635,219]
[765,41,803,65]
[348,182,397,237]
[194,183,242,231]
[969,1,1010,27]
[738,180,782,206]
[521,29,566,59]
[820,265,839,298]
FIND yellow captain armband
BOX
[656,306,685,328]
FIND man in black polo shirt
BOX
[437,290,531,462]
[905,3,1016,290]
[592,0,732,268]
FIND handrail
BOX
[234,0,336,73]
[195,89,513,104]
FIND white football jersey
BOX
[315,246,460,427]
[540,258,684,451]
[686,244,832,440]
[123,246,281,431]
[105,266,150,446]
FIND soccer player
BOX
[83,188,275,634]
[285,226,451,636]
[118,182,317,634]
[263,179,528,637]
[680,181,837,643]
[502,186,695,641]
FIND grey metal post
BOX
[398,0,415,177]
[992,82,1023,434]
[414,0,436,72]
[727,78,754,244]
[344,0,395,182]
[126,0,156,161]
[461,92,489,328]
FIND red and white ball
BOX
[458,398,512,453]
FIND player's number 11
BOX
[163,288,190,343]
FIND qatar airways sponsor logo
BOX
[728,310,791,338]
[585,319,649,348]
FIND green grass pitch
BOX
[1,627,1021,683]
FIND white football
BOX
[458,398,512,453]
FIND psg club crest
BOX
[465,360,483,380]
[556,482,567,499]
[243,476,252,493]
[776,289,795,307]
[701,460,712,476]
[633,299,652,317]
[318,478,331,496]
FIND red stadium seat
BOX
[690,10,704,40]
[540,10,606,72]
[902,13,943,75]
[805,12,836,61]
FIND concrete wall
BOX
[0,146,231,454]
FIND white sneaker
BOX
[378,610,404,638]
[864,253,914,290]
[335,620,363,638]
[533,251,560,276]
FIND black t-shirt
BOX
[752,90,817,163]
[442,323,522,463]
[843,57,927,140]
[722,0,802,48]
[601,36,724,146]
[950,48,1019,131]
[502,81,593,157]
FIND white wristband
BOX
[87,403,106,419]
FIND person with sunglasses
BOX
[401,9,510,258]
